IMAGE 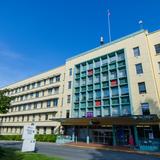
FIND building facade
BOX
[0,29,160,146]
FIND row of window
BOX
[12,87,59,103]
[75,70,127,87]
[75,85,129,101]
[74,102,150,118]
[7,75,61,95]
[75,51,125,73]
[0,113,56,123]
[134,43,160,56]
[0,127,54,135]
[9,98,59,112]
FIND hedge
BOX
[35,134,57,142]
[0,135,22,141]
[0,134,57,142]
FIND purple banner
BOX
[86,112,93,118]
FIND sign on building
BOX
[21,123,36,152]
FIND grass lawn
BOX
[0,147,63,160]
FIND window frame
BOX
[135,63,143,74]
[133,47,140,57]
[154,43,160,54]
[138,82,147,94]
[141,103,150,115]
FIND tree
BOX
[0,89,14,114]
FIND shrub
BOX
[0,135,22,141]
[35,134,57,142]
[0,134,57,142]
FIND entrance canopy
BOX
[51,115,160,126]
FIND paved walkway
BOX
[65,142,160,157]
[0,141,159,160]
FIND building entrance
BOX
[116,126,132,145]
[92,129,113,145]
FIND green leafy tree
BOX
[0,89,14,114]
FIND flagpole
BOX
[107,9,111,42]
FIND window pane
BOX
[69,68,72,76]
[154,44,160,54]
[111,87,119,96]
[135,63,143,74]
[121,85,129,95]
[158,62,160,72]
[133,47,140,57]
[141,103,150,115]
[138,82,146,94]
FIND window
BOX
[119,69,126,78]
[75,94,79,102]
[102,57,107,65]
[47,100,51,108]
[44,127,46,134]
[32,83,35,89]
[110,71,117,80]
[50,77,54,84]
[88,92,93,99]
[95,60,100,67]
[81,93,86,101]
[158,62,160,72]
[95,100,101,107]
[81,78,86,86]
[44,79,46,85]
[141,103,150,115]
[121,85,129,95]
[95,108,101,117]
[45,114,48,120]
[103,89,109,98]
[30,93,34,98]
[37,81,41,87]
[28,104,31,110]
[66,110,70,118]
[67,95,71,104]
[81,109,86,117]
[68,81,72,89]
[138,82,146,94]
[88,69,93,76]
[135,63,143,74]
[82,64,86,71]
[95,75,100,83]
[111,80,118,86]
[55,75,60,82]
[53,98,58,107]
[88,76,93,84]
[95,90,101,99]
[109,56,116,63]
[111,87,119,96]
[88,63,93,69]
[35,92,39,98]
[154,44,160,54]
[53,87,59,94]
[34,103,37,109]
[69,68,72,76]
[133,47,140,57]
[48,88,52,95]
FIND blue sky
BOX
[0,0,159,88]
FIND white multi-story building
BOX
[0,29,160,147]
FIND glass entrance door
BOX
[116,126,131,145]
[92,129,113,145]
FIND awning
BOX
[50,115,160,126]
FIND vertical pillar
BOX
[133,126,139,146]
[112,126,116,146]
[72,126,75,142]
[86,126,90,144]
